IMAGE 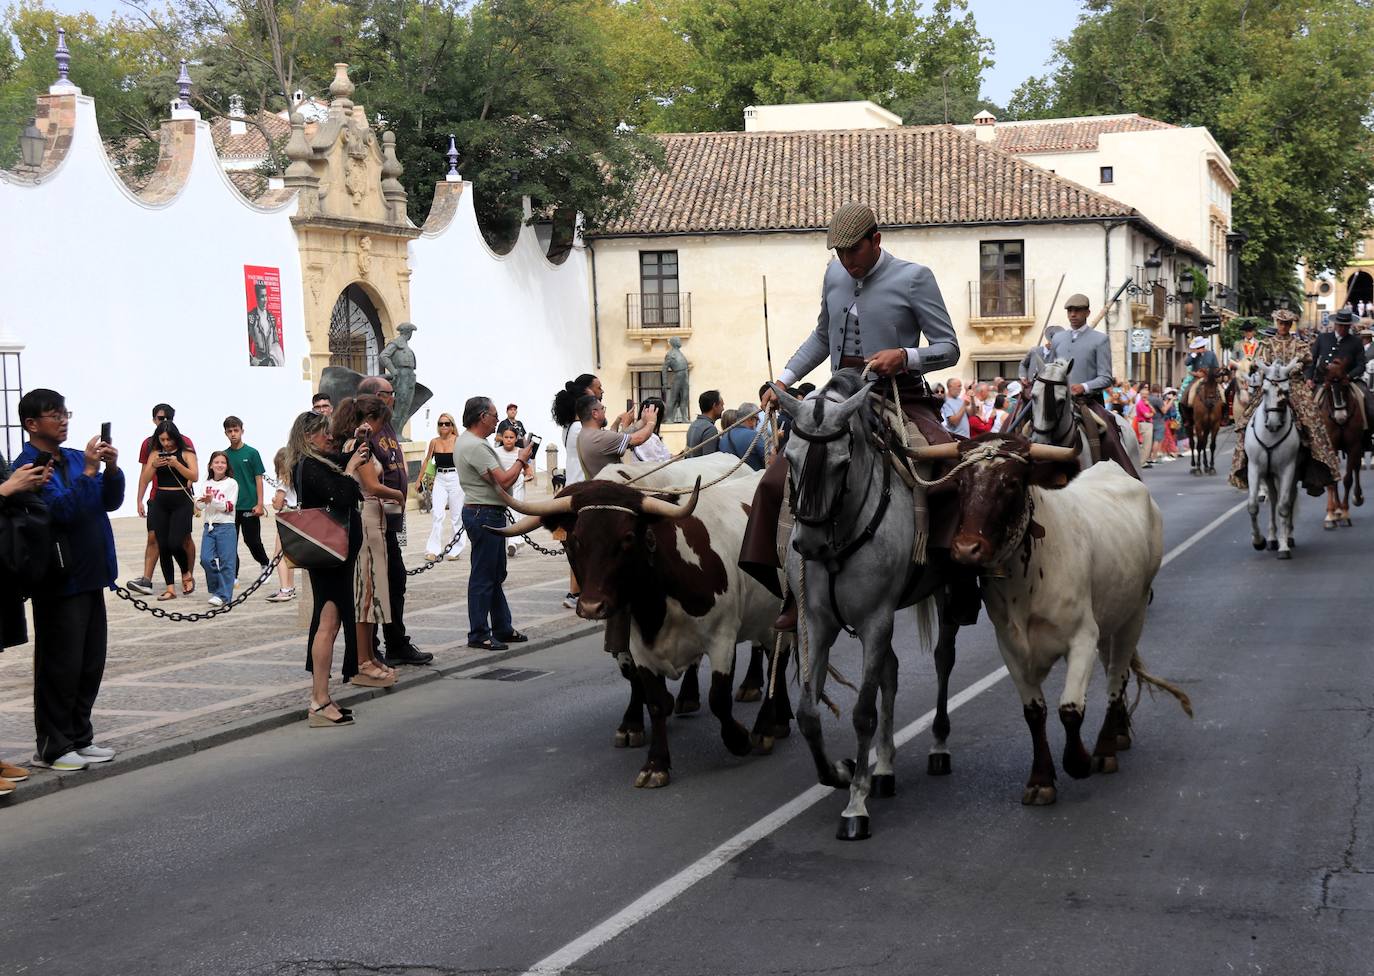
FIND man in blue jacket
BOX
[17,389,124,772]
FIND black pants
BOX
[149,493,192,585]
[381,525,410,653]
[32,589,107,762]
[235,510,270,568]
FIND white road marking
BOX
[522,496,1247,976]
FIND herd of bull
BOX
[495,367,1192,841]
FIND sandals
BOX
[157,588,177,601]
[182,575,196,595]
[351,661,397,688]
[308,700,354,727]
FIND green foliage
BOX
[1014,0,1374,311]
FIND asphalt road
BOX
[4,438,1372,976]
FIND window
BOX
[1100,166,1114,183]
[978,240,1025,317]
[975,360,1021,382]
[630,366,667,407]
[638,251,681,327]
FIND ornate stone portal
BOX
[284,63,421,432]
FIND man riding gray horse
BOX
[1245,358,1303,558]
[741,202,979,840]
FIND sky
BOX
[42,0,1083,108]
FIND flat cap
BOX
[826,203,878,250]
[1271,308,1298,323]
[1064,293,1090,309]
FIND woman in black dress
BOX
[140,421,199,601]
[285,411,368,727]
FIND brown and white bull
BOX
[907,434,1191,804]
[495,465,788,788]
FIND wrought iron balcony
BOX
[626,292,691,330]
[968,279,1034,320]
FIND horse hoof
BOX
[1288,538,1296,549]
[613,730,628,748]
[734,686,762,703]
[871,773,897,798]
[634,768,670,789]
[1021,784,1058,806]
[1277,549,1292,560]
[750,733,774,755]
[1252,539,1266,551]
[836,815,871,841]
[927,752,952,776]
[1266,539,1278,551]
[674,699,700,716]
[1091,755,1119,775]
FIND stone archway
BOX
[1346,270,1373,312]
[328,283,386,375]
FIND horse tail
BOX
[909,596,936,654]
[1129,652,1194,718]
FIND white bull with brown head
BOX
[905,433,1190,805]
[494,462,784,789]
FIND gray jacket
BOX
[685,415,718,457]
[781,250,960,382]
[1019,344,1052,384]
[1049,326,1114,392]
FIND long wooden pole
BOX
[1032,273,1067,349]
[762,275,774,380]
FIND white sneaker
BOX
[32,751,87,771]
[562,593,578,609]
[77,744,115,762]
[266,588,296,603]
[208,595,225,608]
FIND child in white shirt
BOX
[195,451,239,607]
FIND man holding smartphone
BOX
[573,396,659,480]
[17,389,124,772]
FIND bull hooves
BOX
[871,773,897,798]
[614,729,645,749]
[750,733,774,755]
[1115,734,1132,751]
[1252,540,1267,551]
[1091,755,1119,775]
[1021,785,1058,806]
[1266,539,1278,550]
[634,768,670,789]
[1277,550,1292,560]
[674,699,700,716]
[734,686,762,703]
[927,752,952,776]
[1324,520,1337,530]
[723,729,752,758]
[836,815,871,841]
[1343,518,1353,527]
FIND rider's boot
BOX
[773,592,797,632]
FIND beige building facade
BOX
[588,117,1208,447]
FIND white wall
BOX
[406,188,593,468]
[0,96,309,516]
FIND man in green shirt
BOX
[457,396,535,651]
[222,416,269,581]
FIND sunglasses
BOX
[438,421,454,427]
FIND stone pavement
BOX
[0,489,596,795]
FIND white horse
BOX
[1025,359,1142,474]
[1246,358,1302,559]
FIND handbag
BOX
[276,507,349,569]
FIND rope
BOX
[907,443,1028,491]
[620,411,770,493]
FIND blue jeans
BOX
[461,505,512,643]
[200,522,237,603]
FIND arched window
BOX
[328,285,384,375]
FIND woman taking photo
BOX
[550,373,600,609]
[416,412,464,562]
[140,421,198,601]
[288,411,368,727]
[631,396,671,462]
[335,396,401,690]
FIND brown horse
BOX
[1319,362,1367,528]
[1187,368,1227,476]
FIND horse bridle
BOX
[1031,374,1071,438]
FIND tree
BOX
[1004,74,1056,121]
[1014,0,1374,310]
[888,0,996,125]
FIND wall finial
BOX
[54,27,72,86]
[445,134,461,182]
[176,59,193,110]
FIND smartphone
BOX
[626,399,635,413]
[32,450,53,468]
[100,421,112,444]
[528,433,542,450]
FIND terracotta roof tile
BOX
[226,169,267,199]
[595,126,1141,238]
[988,114,1175,154]
[209,113,290,161]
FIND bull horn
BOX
[640,477,701,519]
[497,485,575,517]
[1027,443,1080,462]
[771,381,803,417]
[487,514,544,538]
[900,442,961,461]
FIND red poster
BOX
[244,265,284,367]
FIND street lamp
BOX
[19,118,44,168]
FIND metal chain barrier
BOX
[504,510,566,557]
[113,552,286,622]
[404,523,465,576]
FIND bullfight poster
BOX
[244,265,285,367]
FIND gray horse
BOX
[1025,359,1141,473]
[1246,358,1302,559]
[773,370,965,841]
